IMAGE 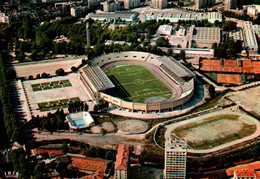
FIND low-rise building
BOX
[226,161,260,179]
[243,4,260,17]
[189,25,221,48]
[68,153,113,178]
[85,11,138,22]
[0,12,11,23]
[115,144,130,179]
[156,25,173,36]
[143,11,222,23]
[66,111,95,130]
[243,21,259,54]
[53,35,70,43]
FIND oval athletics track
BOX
[101,60,183,100]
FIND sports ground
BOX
[171,112,258,150]
[106,65,172,103]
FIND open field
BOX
[107,65,172,103]
[172,114,257,150]
[227,86,260,116]
[13,57,83,78]
[31,80,71,91]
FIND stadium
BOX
[79,51,195,113]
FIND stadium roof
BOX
[81,65,115,92]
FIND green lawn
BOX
[107,65,172,103]
[38,97,80,112]
[31,80,72,91]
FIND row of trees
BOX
[27,109,68,132]
[0,52,22,145]
[68,101,89,113]
[212,37,243,58]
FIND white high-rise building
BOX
[103,1,120,12]
[195,0,215,9]
[164,139,187,179]
[152,0,167,9]
[225,0,237,10]
[88,0,100,7]
[124,0,140,9]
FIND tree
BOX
[209,84,216,98]
[55,68,65,76]
[222,21,237,31]
[41,72,49,78]
[71,66,77,72]
[156,37,171,47]
[28,75,33,80]
[33,164,44,179]
[180,50,186,60]
[166,49,173,56]
[17,51,25,63]
[6,69,16,80]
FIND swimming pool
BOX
[73,118,87,128]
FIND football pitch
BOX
[107,65,172,103]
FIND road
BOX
[34,131,146,154]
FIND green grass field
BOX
[38,97,80,112]
[31,80,72,91]
[107,65,172,103]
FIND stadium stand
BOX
[79,65,115,98]
[79,51,196,112]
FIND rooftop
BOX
[31,148,64,158]
[217,74,242,85]
[226,161,260,177]
[165,138,187,151]
[115,144,129,171]
[68,153,112,178]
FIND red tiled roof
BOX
[80,171,103,179]
[115,144,129,171]
[31,148,64,158]
[226,161,260,177]
[234,168,255,177]
[217,74,242,85]
[224,59,238,67]
[255,171,260,179]
[200,59,260,74]
[68,154,111,179]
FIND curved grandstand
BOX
[79,51,195,112]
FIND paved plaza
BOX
[22,73,94,117]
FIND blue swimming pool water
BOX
[73,118,87,127]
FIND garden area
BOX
[31,80,72,91]
[38,97,80,112]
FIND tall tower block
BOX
[164,139,187,179]
[86,22,91,46]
